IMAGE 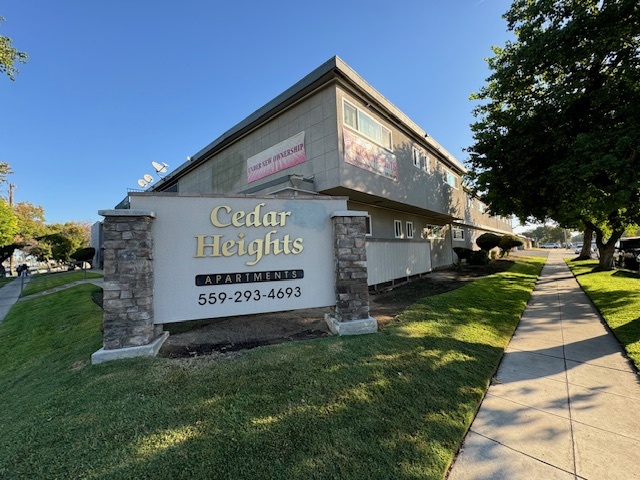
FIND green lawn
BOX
[567,259,640,370]
[0,277,15,289]
[0,258,544,480]
[20,270,103,297]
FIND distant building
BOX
[136,56,512,287]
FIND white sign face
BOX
[129,194,346,324]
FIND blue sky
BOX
[1,0,514,226]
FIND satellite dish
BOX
[152,161,168,174]
[137,179,148,188]
[143,174,154,183]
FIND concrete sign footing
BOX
[91,332,169,365]
[325,314,378,335]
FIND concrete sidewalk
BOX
[0,276,30,324]
[448,251,640,480]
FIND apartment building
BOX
[147,56,512,287]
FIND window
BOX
[478,201,486,213]
[443,169,459,189]
[467,196,474,209]
[423,153,430,173]
[412,147,421,168]
[424,225,444,239]
[412,147,431,173]
[406,221,414,239]
[365,215,372,236]
[343,100,392,149]
[394,220,403,238]
[344,102,358,129]
[453,228,465,241]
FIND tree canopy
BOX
[36,222,90,263]
[14,201,46,240]
[0,198,18,245]
[520,224,566,245]
[467,0,640,270]
[0,16,28,81]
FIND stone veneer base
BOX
[91,332,169,365]
[325,314,378,335]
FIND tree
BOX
[37,222,90,263]
[27,242,52,263]
[0,198,17,245]
[0,162,12,184]
[521,224,566,246]
[0,16,28,81]
[575,223,595,260]
[467,0,640,271]
[14,201,46,241]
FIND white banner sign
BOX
[343,128,398,181]
[246,131,306,183]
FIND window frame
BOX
[422,153,430,173]
[406,221,414,239]
[452,228,465,241]
[365,215,372,237]
[394,219,403,239]
[412,146,421,169]
[342,99,392,150]
[443,168,459,189]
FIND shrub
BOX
[453,247,473,262]
[476,233,501,251]
[499,234,524,257]
[469,249,489,265]
[70,247,95,264]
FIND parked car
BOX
[541,243,560,248]
[574,243,598,255]
[616,237,640,270]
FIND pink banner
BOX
[247,131,306,183]
[343,129,397,181]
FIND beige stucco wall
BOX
[334,88,461,220]
[173,82,512,240]
[177,85,339,195]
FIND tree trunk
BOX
[595,243,616,271]
[576,227,593,260]
[593,228,623,271]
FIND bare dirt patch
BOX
[158,260,514,359]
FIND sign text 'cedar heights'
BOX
[194,203,304,266]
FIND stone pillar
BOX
[325,211,378,335]
[91,209,168,364]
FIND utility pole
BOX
[8,183,15,276]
